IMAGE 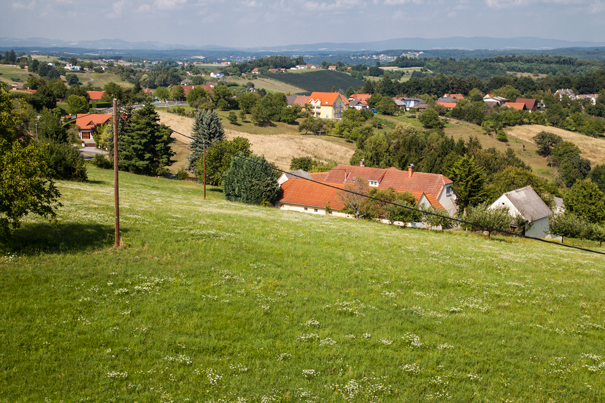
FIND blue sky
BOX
[2,0,605,48]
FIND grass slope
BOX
[227,77,306,95]
[1,166,604,402]
[263,71,365,93]
[0,64,35,85]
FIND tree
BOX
[227,112,238,125]
[29,59,39,73]
[588,164,605,193]
[38,108,69,144]
[116,103,175,176]
[549,213,591,242]
[187,109,225,172]
[419,108,445,129]
[198,137,251,186]
[380,74,396,97]
[66,95,89,115]
[187,87,208,108]
[338,177,370,219]
[41,141,88,181]
[385,191,422,225]
[47,79,67,99]
[376,97,398,115]
[280,106,298,124]
[65,73,79,86]
[533,131,562,156]
[238,92,260,114]
[448,155,488,213]
[0,83,61,237]
[154,87,169,101]
[463,203,517,236]
[169,85,185,100]
[223,154,280,205]
[422,205,453,231]
[104,82,123,101]
[496,130,508,142]
[486,167,558,207]
[563,179,605,224]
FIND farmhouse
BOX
[489,186,553,238]
[555,89,576,100]
[210,70,224,78]
[286,95,310,107]
[75,114,112,146]
[307,92,349,119]
[349,93,371,104]
[576,94,599,105]
[443,93,464,100]
[251,68,259,74]
[516,98,538,112]
[483,94,508,106]
[503,102,527,111]
[87,91,106,102]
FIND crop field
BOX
[263,70,365,93]
[78,71,133,88]
[227,76,306,94]
[1,166,605,402]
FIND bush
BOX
[176,168,189,180]
[227,112,238,125]
[422,206,453,230]
[496,130,508,142]
[463,203,515,236]
[92,154,112,169]
[549,213,592,242]
[223,154,279,205]
[42,141,88,181]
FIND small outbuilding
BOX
[489,186,553,238]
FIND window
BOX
[369,180,379,187]
[304,207,308,211]
[446,186,452,196]
[314,209,318,212]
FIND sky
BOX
[2,0,605,48]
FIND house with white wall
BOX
[489,186,553,238]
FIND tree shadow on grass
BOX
[1,222,126,256]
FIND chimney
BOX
[360,159,365,167]
[408,164,414,178]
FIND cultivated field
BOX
[79,71,133,88]
[0,64,35,85]
[158,111,355,170]
[505,124,605,167]
[264,70,365,93]
[227,76,305,94]
[1,166,604,401]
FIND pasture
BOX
[1,166,604,402]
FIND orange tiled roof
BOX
[87,91,105,101]
[180,84,213,96]
[13,89,36,93]
[437,102,457,109]
[75,114,112,130]
[308,92,350,105]
[444,93,464,100]
[293,96,310,106]
[504,102,526,110]
[350,94,371,102]
[516,98,536,110]
[309,172,328,181]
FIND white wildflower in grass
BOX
[447,307,462,313]
[302,369,319,378]
[363,333,371,339]
[297,333,319,342]
[163,355,192,365]
[276,353,291,361]
[205,368,222,385]
[429,376,449,386]
[230,363,249,373]
[301,319,321,327]
[379,339,393,345]
[400,363,420,375]
[381,291,396,298]
[466,373,482,381]
[344,334,356,339]
[319,337,337,346]
[107,281,113,286]
[342,379,362,400]
[114,288,129,295]
[106,371,128,379]
[402,333,423,349]
[437,344,454,351]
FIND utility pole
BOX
[113,99,120,248]
[203,142,206,200]
[35,123,38,140]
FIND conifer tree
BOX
[223,154,279,205]
[114,103,175,176]
[187,109,225,173]
[449,155,488,214]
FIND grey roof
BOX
[284,170,313,180]
[286,95,299,106]
[438,97,459,103]
[504,186,552,221]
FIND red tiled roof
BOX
[437,102,457,109]
[516,98,536,110]
[75,114,112,130]
[87,91,106,101]
[504,102,526,110]
[309,172,328,181]
[350,94,371,102]
[13,89,37,93]
[278,179,346,210]
[320,165,452,201]
[251,68,259,72]
[444,93,464,100]
[293,95,310,106]
[180,84,213,96]
[308,92,349,105]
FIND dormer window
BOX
[369,180,379,187]
[446,186,452,196]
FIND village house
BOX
[328,66,337,71]
[516,98,538,112]
[483,94,509,107]
[503,102,527,111]
[555,89,576,100]
[251,68,259,74]
[180,84,215,96]
[349,94,371,104]
[489,186,553,238]
[75,114,112,146]
[210,70,224,78]
[64,63,80,72]
[443,93,464,100]
[286,95,310,107]
[307,92,349,119]
[87,91,106,103]
[576,94,599,105]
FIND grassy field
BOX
[158,111,355,170]
[79,71,133,89]
[0,64,35,85]
[263,71,365,93]
[227,77,305,95]
[1,165,604,402]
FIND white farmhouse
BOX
[489,186,553,238]
[210,70,224,78]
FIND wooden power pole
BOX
[113,99,120,248]
[203,142,207,200]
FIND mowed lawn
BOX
[1,166,605,402]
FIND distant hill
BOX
[263,71,365,94]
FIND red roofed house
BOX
[87,91,106,102]
[444,93,464,100]
[516,98,538,112]
[307,92,349,119]
[75,114,112,146]
[503,102,527,111]
[437,102,457,109]
[276,163,456,218]
[251,68,259,74]
[349,93,371,104]
[328,66,337,70]
[180,84,214,96]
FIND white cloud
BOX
[109,0,126,17]
[590,1,605,12]
[485,0,525,8]
[384,0,421,4]
[12,0,35,9]
[155,0,187,10]
[303,0,362,11]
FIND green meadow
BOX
[1,165,604,402]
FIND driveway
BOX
[79,146,108,161]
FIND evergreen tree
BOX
[223,154,279,205]
[116,103,175,176]
[362,80,374,95]
[187,109,225,172]
[448,155,488,213]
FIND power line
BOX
[126,107,605,257]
